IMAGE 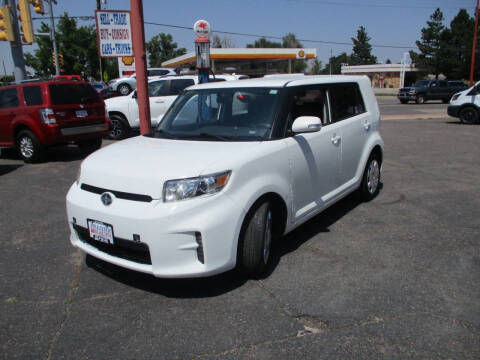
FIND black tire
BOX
[357,153,381,202]
[238,201,273,276]
[16,129,45,163]
[400,99,408,104]
[459,107,479,124]
[117,83,131,95]
[109,114,130,140]
[78,138,102,154]
[415,94,426,104]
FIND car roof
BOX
[188,75,369,90]
[0,79,92,89]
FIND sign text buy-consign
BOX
[95,10,133,57]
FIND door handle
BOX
[363,121,370,131]
[331,135,341,145]
[155,100,165,104]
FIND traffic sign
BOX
[95,10,132,57]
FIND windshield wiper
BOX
[197,133,232,141]
[154,129,177,139]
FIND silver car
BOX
[108,68,177,95]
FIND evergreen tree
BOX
[246,37,281,48]
[412,8,445,78]
[322,52,351,74]
[350,26,377,65]
[446,9,475,79]
[146,33,186,67]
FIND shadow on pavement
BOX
[85,188,374,297]
[0,145,94,163]
[0,164,23,176]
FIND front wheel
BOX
[415,94,425,104]
[459,107,479,124]
[16,130,44,163]
[117,83,131,96]
[357,153,381,201]
[238,201,272,277]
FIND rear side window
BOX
[48,84,100,105]
[23,86,43,106]
[169,79,195,95]
[0,88,19,109]
[329,83,365,122]
[148,69,170,76]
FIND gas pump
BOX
[193,20,211,84]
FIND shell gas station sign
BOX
[118,56,135,76]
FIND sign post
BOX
[194,20,211,84]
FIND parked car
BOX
[397,80,467,104]
[447,81,480,124]
[90,82,107,93]
[66,75,384,278]
[0,79,109,163]
[108,68,177,95]
[105,74,242,139]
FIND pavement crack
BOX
[255,279,294,318]
[45,250,84,360]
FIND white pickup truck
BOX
[105,75,245,139]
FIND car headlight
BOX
[163,171,231,202]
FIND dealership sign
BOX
[95,10,133,57]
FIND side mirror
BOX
[132,90,137,98]
[292,116,322,134]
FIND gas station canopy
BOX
[161,48,317,71]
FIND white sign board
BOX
[118,56,135,77]
[95,10,133,57]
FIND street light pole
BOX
[469,0,479,87]
[47,0,59,76]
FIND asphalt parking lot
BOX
[1,98,479,359]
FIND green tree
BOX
[246,37,281,48]
[25,13,103,79]
[146,33,186,67]
[212,34,235,48]
[412,8,446,78]
[310,58,322,74]
[322,52,351,75]
[386,59,392,64]
[350,26,377,65]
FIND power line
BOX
[144,21,415,49]
[285,0,474,10]
[32,17,415,49]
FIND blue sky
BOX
[0,0,475,75]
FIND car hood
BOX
[79,135,263,199]
[105,94,131,108]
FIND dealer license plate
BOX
[76,110,88,117]
[87,219,114,244]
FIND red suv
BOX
[0,79,110,163]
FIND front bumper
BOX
[66,182,246,278]
[447,105,461,118]
[397,93,416,101]
[39,122,109,145]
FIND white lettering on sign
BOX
[95,10,133,57]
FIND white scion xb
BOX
[66,75,384,278]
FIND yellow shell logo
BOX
[122,56,134,66]
[298,50,305,58]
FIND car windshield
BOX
[412,80,430,87]
[154,87,281,141]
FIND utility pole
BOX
[47,0,59,76]
[329,49,332,75]
[469,0,479,87]
[7,0,26,81]
[130,0,151,134]
[96,0,103,81]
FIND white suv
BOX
[105,74,242,139]
[66,75,384,278]
[108,68,177,96]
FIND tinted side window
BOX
[148,80,169,97]
[148,69,170,76]
[0,88,19,109]
[169,79,195,95]
[439,81,448,88]
[329,83,365,122]
[23,86,43,106]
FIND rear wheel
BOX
[459,107,479,124]
[117,83,131,95]
[415,94,425,104]
[78,138,102,154]
[16,130,44,163]
[109,114,129,140]
[238,201,272,277]
[357,153,381,201]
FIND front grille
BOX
[73,224,152,265]
[81,183,153,203]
